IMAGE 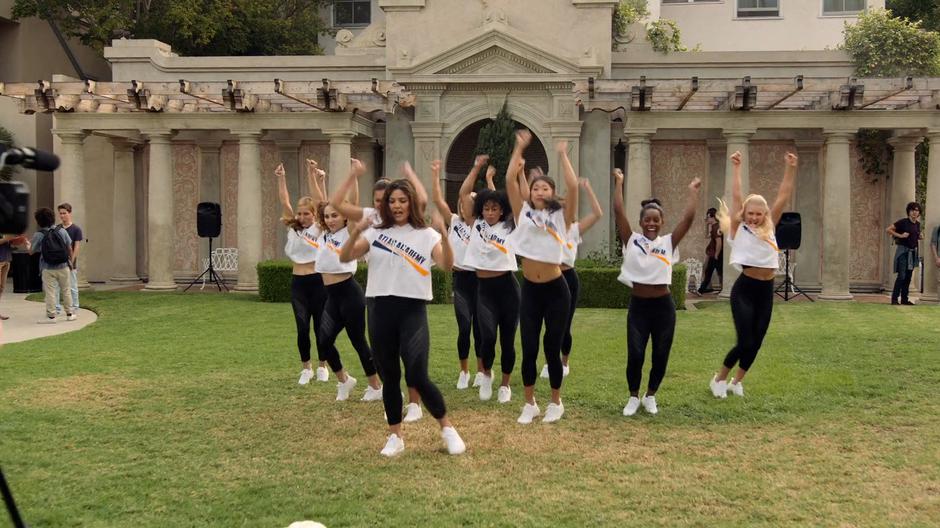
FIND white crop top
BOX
[729,224,779,271]
[364,224,441,301]
[462,218,518,272]
[448,214,474,271]
[618,233,675,287]
[361,207,383,227]
[315,227,358,274]
[561,223,581,268]
[284,225,321,264]
[510,202,568,265]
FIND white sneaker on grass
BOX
[37,316,57,325]
[623,396,641,416]
[641,394,658,415]
[380,434,405,457]
[472,372,484,387]
[66,313,77,322]
[361,385,383,401]
[497,385,511,403]
[336,376,357,401]
[710,375,728,399]
[456,371,470,389]
[478,374,493,401]
[540,364,550,379]
[517,402,540,424]
[441,426,466,455]
[727,380,744,397]
[403,403,423,423]
[316,367,329,382]
[563,365,570,377]
[542,402,565,423]
[298,368,314,385]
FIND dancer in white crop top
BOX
[709,150,797,399]
[505,131,580,425]
[613,168,701,416]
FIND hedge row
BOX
[257,261,687,309]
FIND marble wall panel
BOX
[849,143,885,283]
[651,142,709,265]
[220,142,239,249]
[172,143,200,273]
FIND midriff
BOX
[521,258,562,283]
[292,262,316,276]
[632,283,670,298]
[743,266,775,281]
[475,269,508,279]
[322,272,353,286]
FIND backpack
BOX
[41,226,70,266]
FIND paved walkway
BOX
[1,292,98,344]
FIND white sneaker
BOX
[710,375,728,399]
[316,367,329,382]
[641,394,658,415]
[540,364,550,379]
[728,380,745,397]
[542,402,565,423]
[456,371,470,390]
[517,402,540,424]
[563,365,570,377]
[336,375,358,401]
[497,385,511,403]
[623,396,641,416]
[38,317,57,325]
[380,434,405,457]
[403,403,423,423]
[298,368,314,385]
[361,385,383,401]
[472,372,484,387]
[478,374,493,401]
[66,313,77,322]
[441,426,466,455]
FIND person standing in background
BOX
[0,234,16,320]
[55,203,83,313]
[698,207,723,294]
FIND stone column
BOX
[578,110,611,256]
[141,130,177,291]
[793,140,824,289]
[234,131,263,292]
[921,132,940,303]
[411,122,444,195]
[719,130,754,298]
[886,136,922,292]
[109,139,140,282]
[52,130,91,289]
[624,130,654,229]
[819,131,855,300]
[326,133,354,196]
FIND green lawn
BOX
[1,292,938,527]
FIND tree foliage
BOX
[474,102,515,189]
[886,0,940,33]
[843,9,940,77]
[12,0,333,56]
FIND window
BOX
[737,0,779,18]
[822,0,866,15]
[334,0,371,27]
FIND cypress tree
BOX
[474,102,515,188]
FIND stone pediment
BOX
[437,46,554,75]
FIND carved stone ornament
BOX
[336,29,355,46]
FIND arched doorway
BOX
[444,119,549,210]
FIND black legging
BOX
[561,268,580,356]
[291,273,327,364]
[626,294,676,394]
[699,250,723,292]
[318,277,377,377]
[452,270,481,361]
[477,272,520,375]
[520,276,570,390]
[368,296,447,426]
[723,273,775,372]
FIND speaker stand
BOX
[184,237,228,292]
[775,249,812,302]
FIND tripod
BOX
[775,249,812,302]
[184,237,228,292]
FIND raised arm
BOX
[485,164,496,190]
[275,163,294,220]
[339,216,372,263]
[330,159,367,222]
[430,211,454,271]
[506,130,531,220]
[306,159,327,203]
[671,177,703,246]
[401,161,429,212]
[430,159,454,226]
[576,178,604,234]
[770,152,798,225]
[612,169,632,243]
[729,151,744,235]
[556,140,580,229]
[458,155,488,225]
[348,167,360,205]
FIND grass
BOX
[1,292,939,527]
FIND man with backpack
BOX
[25,207,76,323]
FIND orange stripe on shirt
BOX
[488,240,509,254]
[377,241,430,277]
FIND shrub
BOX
[843,9,940,77]
[646,19,686,54]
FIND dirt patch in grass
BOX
[4,373,138,411]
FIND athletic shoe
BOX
[542,402,565,423]
[478,374,493,401]
[361,385,383,401]
[727,380,744,397]
[456,371,470,390]
[902,300,916,305]
[336,376,358,401]
[316,367,329,382]
[298,368,314,385]
[497,385,511,403]
[641,394,658,415]
[441,426,466,455]
[622,396,641,416]
[66,313,77,322]
[563,365,570,378]
[517,402,541,424]
[540,364,550,379]
[710,374,728,399]
[380,434,405,457]
[472,372,484,387]
[37,317,57,325]
[403,403,423,423]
